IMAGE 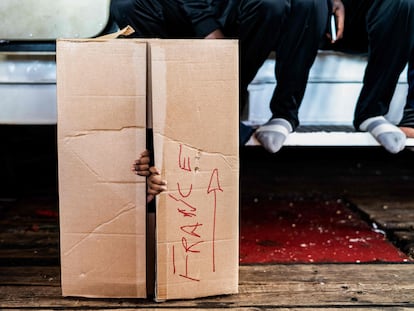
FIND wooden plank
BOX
[351,200,414,230]
[0,231,59,247]
[1,264,413,308]
[0,220,58,230]
[86,309,414,311]
[0,248,59,266]
[0,266,59,285]
[394,231,414,259]
[0,229,59,266]
[345,197,414,260]
[394,231,414,242]
[22,309,409,311]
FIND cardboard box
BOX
[57,38,239,300]
[150,40,240,300]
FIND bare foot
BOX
[399,126,414,138]
[147,167,167,203]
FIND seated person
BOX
[325,0,414,153]
[110,0,332,151]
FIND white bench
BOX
[244,50,414,147]
[1,2,413,147]
[0,0,110,124]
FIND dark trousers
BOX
[333,0,414,129]
[405,51,414,112]
[399,55,414,126]
[110,0,330,129]
[268,0,329,128]
[408,56,414,111]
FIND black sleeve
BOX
[327,0,333,13]
[175,0,222,37]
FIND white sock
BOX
[255,118,292,153]
[360,116,406,154]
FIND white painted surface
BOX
[246,131,414,147]
[0,45,412,148]
[0,54,56,124]
[0,0,110,40]
[245,51,408,127]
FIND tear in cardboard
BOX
[57,39,239,300]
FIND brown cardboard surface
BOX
[57,39,147,298]
[57,38,239,301]
[150,40,239,300]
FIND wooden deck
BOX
[1,133,414,309]
[2,263,414,309]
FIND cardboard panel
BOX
[57,39,147,298]
[151,40,239,300]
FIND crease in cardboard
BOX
[63,145,100,179]
[153,132,239,160]
[96,181,143,185]
[63,202,138,256]
[62,137,146,183]
[63,126,147,138]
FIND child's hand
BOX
[147,166,167,203]
[131,150,151,176]
[132,150,167,203]
[330,0,345,43]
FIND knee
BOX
[400,0,414,15]
[110,0,135,20]
[246,0,287,23]
[381,0,414,15]
[397,0,414,40]
[246,0,328,16]
[381,0,414,30]
[240,0,328,30]
[293,0,329,16]
[399,0,414,8]
[292,0,329,30]
[293,0,326,9]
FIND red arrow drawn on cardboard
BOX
[207,168,223,272]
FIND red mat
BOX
[240,197,410,264]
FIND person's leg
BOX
[236,0,288,98]
[110,0,195,38]
[110,0,168,37]
[255,0,329,153]
[353,0,414,153]
[399,54,414,137]
[230,0,289,144]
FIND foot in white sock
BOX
[255,118,292,153]
[360,116,406,154]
